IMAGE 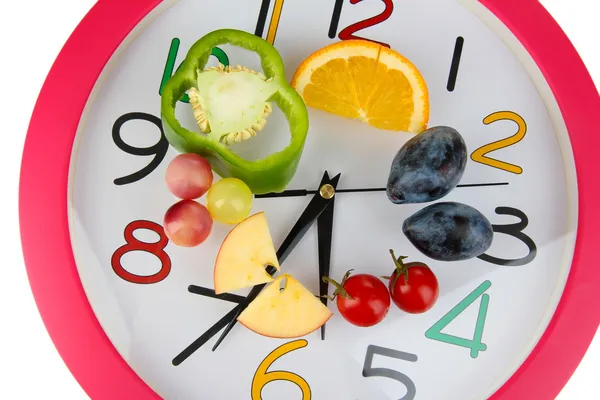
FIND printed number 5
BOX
[363,345,418,400]
[252,339,311,400]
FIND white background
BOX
[0,0,598,399]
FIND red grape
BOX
[163,200,213,247]
[165,153,213,199]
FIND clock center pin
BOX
[320,184,335,199]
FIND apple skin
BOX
[213,212,280,295]
[237,315,333,339]
[237,275,333,339]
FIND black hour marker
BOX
[329,0,345,39]
[255,0,271,38]
[447,36,465,92]
[188,285,245,304]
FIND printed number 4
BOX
[363,345,418,400]
[425,281,491,359]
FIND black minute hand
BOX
[172,172,340,364]
[210,171,341,352]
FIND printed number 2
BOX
[159,38,230,104]
[334,0,394,48]
[111,220,171,284]
[251,339,311,400]
[363,345,418,400]
[425,281,491,359]
[471,111,526,174]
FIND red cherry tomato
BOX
[387,250,439,314]
[328,271,391,327]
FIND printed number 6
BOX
[251,339,311,400]
[363,345,418,400]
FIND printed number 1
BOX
[159,38,230,103]
[425,281,491,359]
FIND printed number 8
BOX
[251,339,311,399]
[111,220,171,284]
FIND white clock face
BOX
[68,0,577,399]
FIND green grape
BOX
[207,178,253,224]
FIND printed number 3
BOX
[252,339,311,400]
[363,345,418,400]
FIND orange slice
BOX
[291,40,429,133]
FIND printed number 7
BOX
[363,345,418,400]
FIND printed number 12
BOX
[330,0,394,48]
[159,38,230,103]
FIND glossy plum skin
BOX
[403,202,493,261]
[387,126,467,204]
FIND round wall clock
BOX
[19,0,600,399]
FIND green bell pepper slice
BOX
[160,29,309,195]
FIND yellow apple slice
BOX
[238,274,333,338]
[214,212,280,295]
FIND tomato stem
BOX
[389,249,410,287]
[322,270,355,300]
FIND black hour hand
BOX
[276,171,340,264]
[317,192,335,340]
[210,171,341,352]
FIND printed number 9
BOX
[252,339,311,400]
[112,112,169,186]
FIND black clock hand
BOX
[172,171,342,365]
[255,182,509,198]
[317,192,334,341]
[172,265,278,366]
[255,187,383,198]
[211,171,341,352]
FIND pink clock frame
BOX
[18,0,600,398]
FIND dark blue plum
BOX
[387,126,467,204]
[402,202,493,262]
